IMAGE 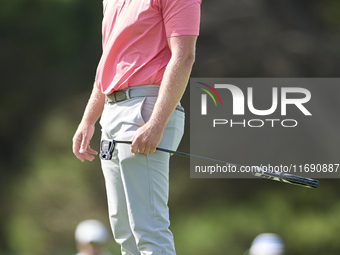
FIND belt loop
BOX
[126,88,131,100]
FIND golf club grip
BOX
[112,140,319,188]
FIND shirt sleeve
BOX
[160,0,202,38]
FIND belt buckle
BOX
[106,87,134,104]
[113,90,127,103]
[125,88,131,100]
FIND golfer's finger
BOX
[73,150,85,162]
[87,146,98,155]
[82,152,95,162]
[80,135,90,153]
[142,144,152,155]
[148,146,156,154]
[130,136,138,153]
[138,145,146,154]
[131,143,144,154]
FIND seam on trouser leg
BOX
[145,153,167,255]
[100,149,140,255]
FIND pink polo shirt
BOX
[95,0,201,94]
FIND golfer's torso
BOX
[97,0,170,94]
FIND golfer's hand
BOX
[72,123,98,162]
[130,122,163,155]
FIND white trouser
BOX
[99,96,184,255]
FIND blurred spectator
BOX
[75,219,111,255]
[247,233,284,255]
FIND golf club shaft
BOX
[113,140,236,165]
[112,140,319,188]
